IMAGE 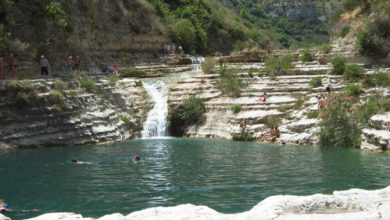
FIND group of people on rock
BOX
[162,43,183,55]
[102,64,120,75]
[0,54,83,80]
[0,54,18,80]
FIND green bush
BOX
[201,57,217,74]
[320,44,332,54]
[356,96,383,125]
[120,114,132,125]
[342,0,364,11]
[264,115,280,128]
[300,48,313,63]
[217,66,244,97]
[48,90,66,107]
[265,56,294,77]
[6,80,35,93]
[277,104,293,112]
[310,76,323,88]
[232,133,256,142]
[248,67,258,77]
[169,96,206,136]
[230,104,242,114]
[320,95,361,148]
[374,71,390,87]
[53,80,66,91]
[344,64,364,81]
[306,110,319,119]
[173,19,196,53]
[340,25,351,37]
[108,75,120,86]
[363,72,390,88]
[74,75,97,93]
[344,83,364,96]
[356,17,390,58]
[331,56,347,75]
[121,68,141,78]
[15,92,31,108]
[294,97,305,109]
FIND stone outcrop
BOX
[0,78,147,148]
[18,186,390,220]
[361,113,390,151]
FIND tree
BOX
[173,19,196,53]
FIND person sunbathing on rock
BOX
[0,200,11,213]
[258,126,280,142]
[257,92,268,103]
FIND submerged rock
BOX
[25,186,390,220]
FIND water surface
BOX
[0,138,389,219]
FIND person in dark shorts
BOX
[75,55,81,72]
[40,55,50,79]
[9,54,18,79]
[325,82,331,96]
[0,56,6,80]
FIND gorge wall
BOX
[0,78,148,149]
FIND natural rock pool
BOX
[1,138,389,219]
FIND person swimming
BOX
[71,158,88,164]
[133,155,141,162]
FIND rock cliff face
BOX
[0,78,147,149]
[17,186,390,220]
[262,0,320,24]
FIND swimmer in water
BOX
[71,158,88,164]
[133,155,141,162]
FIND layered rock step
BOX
[361,113,390,151]
[0,78,147,149]
[168,63,343,144]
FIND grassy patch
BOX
[306,110,319,119]
[344,83,364,96]
[310,76,323,88]
[300,48,313,63]
[331,56,347,75]
[265,56,294,78]
[73,74,97,93]
[264,115,280,128]
[121,68,141,78]
[230,104,242,114]
[344,64,364,81]
[201,57,217,74]
[232,133,256,142]
[217,65,245,97]
[108,75,120,86]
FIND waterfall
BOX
[141,80,169,138]
[191,56,205,71]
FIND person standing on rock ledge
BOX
[9,54,18,79]
[66,55,73,75]
[0,56,6,80]
[39,55,50,79]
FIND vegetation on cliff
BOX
[169,96,206,136]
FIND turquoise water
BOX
[0,138,389,219]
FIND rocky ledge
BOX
[1,186,386,220]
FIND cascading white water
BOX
[141,80,169,138]
[191,56,205,70]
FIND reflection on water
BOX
[0,139,389,219]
